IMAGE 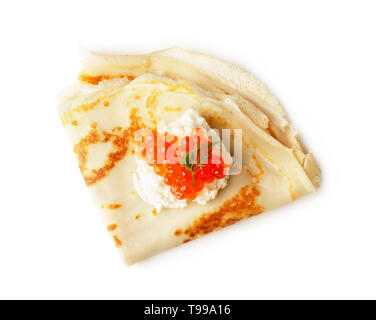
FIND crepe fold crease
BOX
[58,47,320,265]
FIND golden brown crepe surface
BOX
[58,47,320,265]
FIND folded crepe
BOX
[58,47,320,265]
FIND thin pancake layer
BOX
[58,48,320,265]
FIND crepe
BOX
[58,47,320,265]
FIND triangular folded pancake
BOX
[58,47,320,265]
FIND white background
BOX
[0,0,375,300]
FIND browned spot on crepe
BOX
[135,215,141,220]
[246,154,265,184]
[164,106,182,112]
[145,90,160,126]
[183,184,264,242]
[267,126,278,140]
[113,235,122,248]
[73,108,142,187]
[106,224,118,231]
[71,120,78,126]
[73,98,104,113]
[174,229,182,237]
[60,92,121,126]
[78,73,135,85]
[204,113,231,129]
[107,204,122,210]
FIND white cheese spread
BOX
[133,109,229,212]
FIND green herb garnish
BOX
[178,140,219,186]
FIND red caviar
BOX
[138,129,228,201]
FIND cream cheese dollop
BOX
[133,108,229,213]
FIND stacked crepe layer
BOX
[58,47,320,265]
